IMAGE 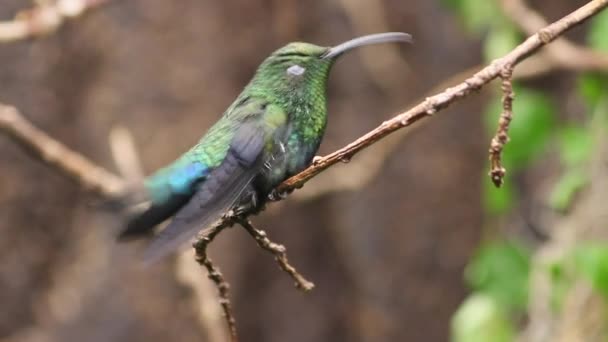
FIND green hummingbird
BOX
[119,32,412,262]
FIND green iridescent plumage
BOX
[119,32,412,262]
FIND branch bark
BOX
[0,0,112,43]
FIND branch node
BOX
[537,28,554,44]
[311,156,323,165]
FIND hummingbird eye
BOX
[286,64,305,76]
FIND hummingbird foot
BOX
[312,155,323,165]
[268,188,293,201]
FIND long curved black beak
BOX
[322,32,413,60]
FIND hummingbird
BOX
[119,32,412,262]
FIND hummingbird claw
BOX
[268,188,291,201]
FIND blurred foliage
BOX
[548,244,608,311]
[573,244,608,300]
[578,73,608,108]
[548,168,587,211]
[483,177,515,216]
[440,0,500,33]
[483,25,521,62]
[451,294,515,342]
[451,241,530,341]
[549,125,593,211]
[588,9,608,51]
[444,1,608,341]
[557,125,594,168]
[451,241,530,340]
[465,241,531,312]
[441,0,522,64]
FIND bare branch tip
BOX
[490,167,506,188]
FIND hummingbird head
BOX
[247,32,413,103]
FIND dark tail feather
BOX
[117,193,192,241]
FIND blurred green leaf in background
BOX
[451,293,515,342]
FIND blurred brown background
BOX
[0,0,590,341]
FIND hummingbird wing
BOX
[118,98,265,241]
[142,120,266,263]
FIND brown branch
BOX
[193,222,239,342]
[501,0,608,72]
[176,251,231,342]
[236,218,314,291]
[489,67,515,187]
[0,104,126,198]
[274,0,608,195]
[0,0,112,43]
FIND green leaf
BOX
[548,261,571,311]
[439,0,464,10]
[484,25,521,62]
[547,245,608,312]
[582,6,608,120]
[549,126,592,211]
[588,9,608,52]
[573,244,608,300]
[440,0,501,33]
[465,241,531,312]
[577,73,608,109]
[451,294,515,342]
[558,125,593,167]
[485,87,556,170]
[483,175,516,215]
[549,169,588,212]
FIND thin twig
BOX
[489,67,515,187]
[176,251,231,342]
[192,220,239,342]
[0,0,112,43]
[236,218,315,292]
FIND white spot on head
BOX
[287,64,305,76]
